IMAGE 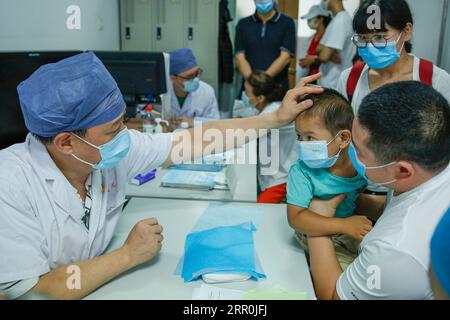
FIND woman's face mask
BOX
[297,131,342,169]
[358,32,405,69]
[72,128,131,170]
[242,91,261,113]
[308,18,319,30]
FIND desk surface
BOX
[126,142,258,203]
[85,198,316,300]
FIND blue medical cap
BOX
[170,48,198,75]
[18,51,126,137]
[431,207,450,297]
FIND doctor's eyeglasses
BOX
[176,68,203,80]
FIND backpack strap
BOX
[346,61,366,103]
[419,58,433,87]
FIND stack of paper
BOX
[161,170,216,190]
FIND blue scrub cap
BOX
[17,51,126,137]
[169,48,198,75]
[431,207,450,297]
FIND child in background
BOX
[287,88,372,270]
[241,71,298,204]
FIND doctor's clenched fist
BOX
[121,218,164,268]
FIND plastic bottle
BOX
[154,118,169,134]
[142,105,156,133]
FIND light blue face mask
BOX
[72,128,131,170]
[348,142,397,185]
[358,33,404,69]
[297,132,342,169]
[256,0,274,14]
[242,91,259,109]
[183,77,200,93]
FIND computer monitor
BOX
[0,51,168,149]
[0,51,81,149]
[94,51,168,108]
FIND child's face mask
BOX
[297,131,342,169]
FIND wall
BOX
[407,0,445,65]
[440,0,450,72]
[0,0,120,52]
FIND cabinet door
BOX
[184,0,219,93]
[120,0,153,51]
[152,0,184,52]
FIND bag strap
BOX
[419,58,433,86]
[346,61,366,103]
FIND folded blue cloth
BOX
[181,222,266,282]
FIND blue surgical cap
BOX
[431,207,450,297]
[170,48,198,75]
[18,51,126,137]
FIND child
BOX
[241,71,298,204]
[287,88,373,270]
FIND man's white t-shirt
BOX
[337,54,450,114]
[336,163,450,300]
[318,10,355,89]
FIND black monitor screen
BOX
[94,51,167,106]
[0,51,80,149]
[0,51,167,150]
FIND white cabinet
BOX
[120,0,219,93]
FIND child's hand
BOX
[341,216,373,241]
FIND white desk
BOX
[126,141,258,203]
[85,198,316,300]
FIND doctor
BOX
[0,52,323,300]
[169,48,220,127]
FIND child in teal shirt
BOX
[287,89,373,269]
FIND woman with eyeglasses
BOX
[336,0,450,112]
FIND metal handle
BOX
[157,27,162,40]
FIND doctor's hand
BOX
[121,218,164,268]
[275,73,324,126]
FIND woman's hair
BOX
[247,70,284,103]
[318,15,332,28]
[353,0,413,53]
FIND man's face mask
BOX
[72,128,131,170]
[297,131,342,169]
[348,142,397,186]
[255,0,274,14]
[183,77,200,93]
[358,33,405,69]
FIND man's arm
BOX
[266,51,291,78]
[29,248,132,300]
[29,218,163,300]
[318,46,337,64]
[236,52,252,80]
[356,193,386,222]
[308,236,342,300]
[287,205,345,237]
[164,73,324,166]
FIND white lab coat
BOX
[0,130,172,298]
[170,80,220,121]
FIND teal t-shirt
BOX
[287,160,367,218]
